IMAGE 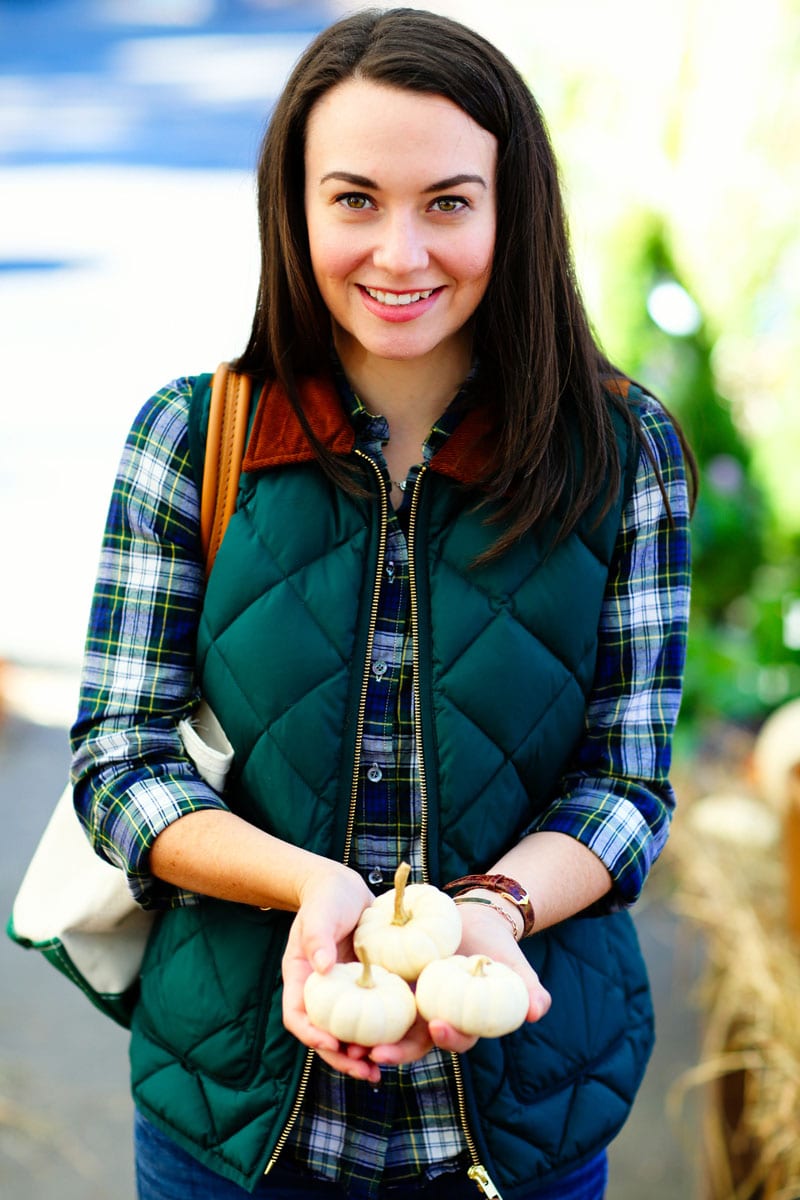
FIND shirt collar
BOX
[330,352,476,460]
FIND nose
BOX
[372,212,429,275]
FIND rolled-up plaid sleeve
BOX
[527,393,692,905]
[70,378,228,908]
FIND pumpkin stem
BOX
[354,944,375,988]
[392,861,412,926]
[471,956,492,977]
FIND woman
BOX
[71,8,694,1199]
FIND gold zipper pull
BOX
[467,1163,503,1198]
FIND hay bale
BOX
[668,782,800,1200]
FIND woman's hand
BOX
[367,900,551,1068]
[282,877,552,1080]
[454,899,551,1018]
[281,865,381,1082]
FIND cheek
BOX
[307,228,365,286]
[445,229,496,286]
[476,227,497,280]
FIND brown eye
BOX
[338,194,372,210]
[430,196,467,213]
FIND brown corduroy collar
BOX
[241,375,497,485]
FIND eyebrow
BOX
[318,171,487,191]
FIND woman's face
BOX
[304,78,497,375]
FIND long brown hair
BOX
[235,7,695,554]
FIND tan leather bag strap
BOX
[199,362,252,577]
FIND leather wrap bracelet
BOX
[444,873,536,938]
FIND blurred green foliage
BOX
[503,0,800,734]
[605,215,800,729]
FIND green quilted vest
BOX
[130,373,654,1196]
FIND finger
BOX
[527,981,552,1022]
[281,952,341,1053]
[281,991,340,1054]
[291,878,373,975]
[345,1043,372,1060]
[292,923,338,975]
[428,1020,479,1054]
[368,1019,434,1066]
[317,1046,382,1084]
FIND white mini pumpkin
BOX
[415,954,529,1037]
[752,698,800,810]
[303,948,416,1045]
[353,862,462,982]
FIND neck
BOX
[333,333,471,436]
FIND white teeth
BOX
[364,287,434,306]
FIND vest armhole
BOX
[187,373,215,497]
[621,411,642,514]
[606,384,647,519]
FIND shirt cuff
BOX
[525,778,674,907]
[73,765,229,909]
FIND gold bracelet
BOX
[454,895,522,941]
[445,873,536,938]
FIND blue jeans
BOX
[134,1109,607,1199]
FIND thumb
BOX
[524,969,551,1021]
[292,909,338,975]
[310,943,336,974]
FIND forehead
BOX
[304,78,497,181]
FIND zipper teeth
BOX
[406,465,430,884]
[450,1051,482,1168]
[342,450,389,868]
[265,1048,314,1173]
[267,451,389,1176]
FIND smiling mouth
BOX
[362,286,437,307]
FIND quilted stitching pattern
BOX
[417,479,621,879]
[463,913,654,1185]
[196,469,373,849]
[130,411,654,1191]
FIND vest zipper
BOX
[451,1053,504,1198]
[407,468,504,1200]
[342,449,390,868]
[405,465,431,886]
[266,463,500,1195]
[263,1047,314,1174]
[264,449,389,1177]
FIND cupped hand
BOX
[281,864,380,1083]
[282,874,552,1082]
[366,1010,479,1066]
[454,900,552,1024]
[369,902,551,1066]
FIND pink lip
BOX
[357,285,443,323]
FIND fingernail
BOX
[312,949,331,972]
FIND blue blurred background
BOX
[1,0,337,683]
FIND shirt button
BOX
[367,763,383,783]
[367,867,384,886]
[386,561,396,583]
[373,659,388,680]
